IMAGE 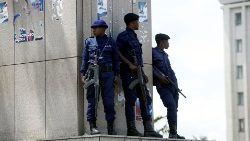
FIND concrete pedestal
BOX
[39,135,202,141]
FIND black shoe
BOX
[169,133,185,139]
[177,134,185,139]
[143,120,163,138]
[107,121,117,135]
[169,133,177,138]
[127,121,143,136]
[168,124,185,139]
[89,121,101,135]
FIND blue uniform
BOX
[80,35,119,123]
[116,27,152,122]
[152,47,179,127]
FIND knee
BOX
[163,98,177,110]
[167,101,177,112]
[106,100,114,107]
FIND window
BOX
[239,119,245,132]
[236,39,242,53]
[236,65,243,79]
[235,12,242,26]
[238,92,244,106]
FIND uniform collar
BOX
[156,46,165,52]
[156,46,168,55]
[126,27,137,36]
[126,27,134,32]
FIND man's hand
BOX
[159,77,169,85]
[81,75,85,85]
[114,76,121,94]
[143,74,149,83]
[129,63,137,72]
[114,76,120,86]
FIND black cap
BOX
[124,13,139,25]
[155,33,170,43]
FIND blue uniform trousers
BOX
[86,71,116,122]
[156,85,179,126]
[121,76,152,122]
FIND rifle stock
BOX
[83,37,100,118]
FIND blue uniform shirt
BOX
[152,47,177,85]
[116,27,143,70]
[80,35,120,76]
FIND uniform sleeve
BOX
[116,34,125,54]
[112,38,120,76]
[80,39,89,76]
[152,49,162,80]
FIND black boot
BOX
[168,125,185,139]
[89,121,101,135]
[169,133,185,139]
[177,134,185,139]
[107,121,117,135]
[143,120,163,138]
[127,121,143,136]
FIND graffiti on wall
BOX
[0,2,8,24]
[138,0,148,23]
[97,0,107,19]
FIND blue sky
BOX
[151,0,226,140]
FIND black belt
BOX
[100,65,113,72]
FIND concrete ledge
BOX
[38,134,202,141]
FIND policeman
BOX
[152,33,185,139]
[80,19,120,135]
[116,13,162,138]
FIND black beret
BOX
[155,33,170,42]
[91,19,108,28]
[124,13,139,25]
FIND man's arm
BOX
[116,35,137,72]
[152,49,169,85]
[80,39,90,84]
[112,39,120,76]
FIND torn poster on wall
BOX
[97,0,107,19]
[52,0,63,23]
[30,0,44,12]
[15,28,27,43]
[0,2,8,24]
[138,1,148,23]
[15,27,43,43]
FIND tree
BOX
[154,115,168,134]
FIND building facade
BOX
[219,0,250,141]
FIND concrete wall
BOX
[0,0,152,140]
